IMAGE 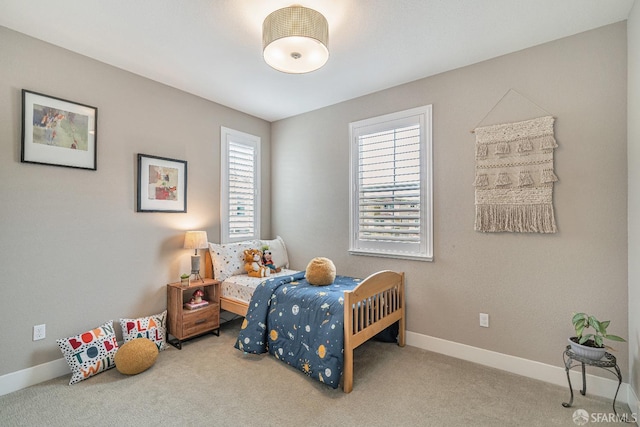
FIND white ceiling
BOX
[0,0,634,122]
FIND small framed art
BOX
[21,89,97,170]
[137,154,187,213]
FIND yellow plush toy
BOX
[305,257,336,286]
[244,248,271,278]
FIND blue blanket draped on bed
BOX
[235,272,360,389]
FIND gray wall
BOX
[628,0,640,400]
[0,20,631,385]
[272,22,629,377]
[0,26,271,376]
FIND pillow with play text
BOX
[120,310,167,351]
[261,236,289,269]
[208,240,260,281]
[56,320,119,385]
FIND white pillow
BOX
[208,240,260,281]
[260,236,289,269]
[56,321,118,385]
[119,310,167,351]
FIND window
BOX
[349,105,433,261]
[220,127,260,243]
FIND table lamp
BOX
[184,231,208,282]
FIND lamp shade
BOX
[263,5,329,74]
[183,231,208,250]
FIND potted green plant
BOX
[569,312,625,360]
[180,273,190,287]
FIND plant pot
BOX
[568,337,606,360]
[180,277,190,287]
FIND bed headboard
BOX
[204,249,214,279]
[203,236,290,282]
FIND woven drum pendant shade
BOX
[263,5,329,74]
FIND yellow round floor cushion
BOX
[115,338,158,375]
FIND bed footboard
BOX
[343,270,405,393]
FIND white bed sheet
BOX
[221,269,300,304]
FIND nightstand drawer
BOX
[182,306,219,337]
[166,278,220,348]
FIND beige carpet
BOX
[0,318,632,426]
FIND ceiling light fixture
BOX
[262,5,329,74]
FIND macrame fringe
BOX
[473,174,489,187]
[495,172,511,186]
[541,168,558,183]
[475,204,557,233]
[517,138,533,153]
[495,142,510,155]
[538,135,558,150]
[518,171,534,187]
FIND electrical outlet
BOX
[479,313,489,328]
[33,324,46,341]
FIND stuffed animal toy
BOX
[244,248,271,278]
[305,257,336,286]
[262,246,281,273]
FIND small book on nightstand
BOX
[184,300,209,310]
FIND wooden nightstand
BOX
[166,278,220,349]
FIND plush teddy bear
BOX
[305,257,336,286]
[262,246,281,273]
[244,248,271,278]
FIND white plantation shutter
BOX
[221,127,260,243]
[358,126,421,242]
[349,106,432,260]
[228,142,256,239]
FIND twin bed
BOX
[204,238,405,393]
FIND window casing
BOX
[220,127,261,243]
[349,105,433,261]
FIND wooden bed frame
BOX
[204,251,405,393]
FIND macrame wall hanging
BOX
[472,90,558,233]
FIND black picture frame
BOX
[137,154,187,213]
[21,89,97,170]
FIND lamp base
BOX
[190,255,204,282]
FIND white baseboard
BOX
[406,331,630,405]
[0,358,69,397]
[1,332,636,409]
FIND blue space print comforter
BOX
[235,272,360,389]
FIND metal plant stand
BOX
[562,345,622,418]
